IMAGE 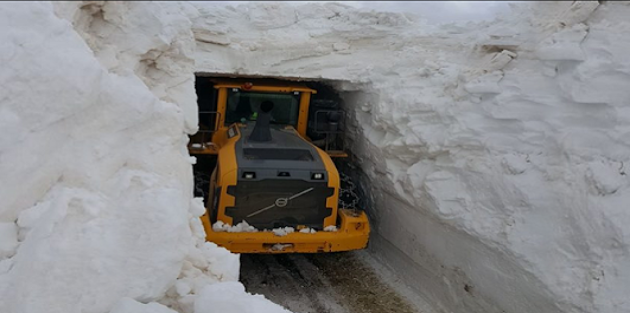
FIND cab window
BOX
[225,90,300,126]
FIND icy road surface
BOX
[240,252,421,313]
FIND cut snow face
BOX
[0,223,18,259]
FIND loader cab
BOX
[189,79,316,155]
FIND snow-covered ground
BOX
[2,1,630,313]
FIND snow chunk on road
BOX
[195,282,292,313]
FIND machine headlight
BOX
[312,173,324,180]
[243,172,256,179]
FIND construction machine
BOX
[190,78,369,253]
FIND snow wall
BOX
[193,1,630,313]
[0,2,288,313]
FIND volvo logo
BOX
[275,197,289,207]
[246,188,314,218]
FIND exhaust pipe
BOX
[248,101,274,142]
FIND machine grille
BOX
[225,179,334,230]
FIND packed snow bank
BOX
[0,2,285,313]
[193,2,630,313]
[195,282,292,313]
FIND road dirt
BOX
[240,252,420,313]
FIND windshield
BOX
[225,90,300,126]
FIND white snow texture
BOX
[0,2,283,313]
[2,1,630,313]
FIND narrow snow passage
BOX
[240,253,421,313]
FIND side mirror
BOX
[326,111,341,132]
[314,110,344,133]
[327,111,341,122]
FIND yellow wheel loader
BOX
[190,78,369,253]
